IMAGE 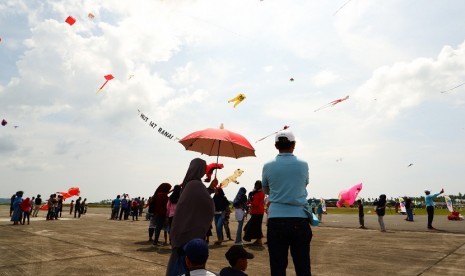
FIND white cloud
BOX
[311,70,340,87]
[353,41,465,120]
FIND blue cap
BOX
[183,239,209,265]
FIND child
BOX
[220,245,255,276]
[357,199,366,229]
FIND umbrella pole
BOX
[214,141,221,179]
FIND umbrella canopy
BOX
[179,125,256,159]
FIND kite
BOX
[255,125,290,143]
[408,163,413,167]
[334,0,353,15]
[58,187,81,201]
[39,187,80,210]
[128,74,135,80]
[65,16,76,26]
[445,195,453,213]
[96,74,114,93]
[228,93,246,108]
[88,13,95,19]
[1,119,7,126]
[440,82,465,93]
[314,95,349,112]
[336,183,362,207]
[220,169,244,188]
[290,78,294,82]
[204,163,224,182]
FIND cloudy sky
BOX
[1,0,465,202]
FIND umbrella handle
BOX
[214,141,221,179]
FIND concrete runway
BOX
[1,206,464,276]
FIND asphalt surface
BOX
[1,206,464,276]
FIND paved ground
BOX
[1,206,464,276]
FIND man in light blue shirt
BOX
[424,188,444,230]
[262,130,311,276]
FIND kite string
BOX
[440,82,465,93]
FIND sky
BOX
[1,0,465,203]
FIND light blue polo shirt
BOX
[262,153,309,218]
[425,193,441,207]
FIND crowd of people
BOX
[9,191,88,225]
[7,129,462,276]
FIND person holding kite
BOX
[425,188,444,230]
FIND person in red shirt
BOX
[150,183,172,246]
[20,197,32,225]
[243,180,265,245]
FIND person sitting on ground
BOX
[448,209,464,221]
[220,245,254,276]
[182,238,217,276]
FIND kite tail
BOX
[96,80,109,93]
[255,126,290,143]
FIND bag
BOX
[311,212,319,226]
[304,206,319,226]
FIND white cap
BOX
[275,130,295,142]
[424,189,430,193]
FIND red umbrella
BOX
[179,124,255,159]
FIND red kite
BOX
[314,95,349,112]
[205,163,224,182]
[65,16,76,26]
[96,74,114,93]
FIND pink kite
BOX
[204,163,224,182]
[336,183,362,207]
[65,16,76,26]
[96,74,114,93]
[314,95,349,112]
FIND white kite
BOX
[444,195,453,212]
